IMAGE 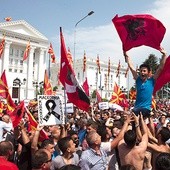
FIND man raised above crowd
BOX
[124,47,167,117]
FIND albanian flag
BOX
[112,14,166,51]
[153,56,170,95]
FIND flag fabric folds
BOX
[83,51,86,72]
[110,82,126,104]
[48,43,56,63]
[59,27,90,112]
[0,37,5,58]
[23,41,30,61]
[116,60,121,78]
[44,70,53,95]
[0,70,16,108]
[112,14,166,51]
[96,55,101,74]
[96,90,102,103]
[153,56,170,95]
[82,77,89,96]
[10,101,25,128]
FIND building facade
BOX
[0,20,49,102]
[51,56,129,100]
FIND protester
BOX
[124,47,167,117]
[118,114,148,170]
[51,136,79,170]
[79,131,107,170]
[0,141,19,170]
[31,149,52,170]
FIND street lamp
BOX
[73,11,94,68]
[13,78,26,102]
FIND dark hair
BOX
[32,149,49,169]
[155,152,170,170]
[59,164,81,170]
[86,119,98,130]
[41,139,54,148]
[58,137,72,154]
[0,141,13,156]
[124,130,137,147]
[97,125,107,142]
[139,64,151,72]
[120,164,136,170]
[159,127,170,143]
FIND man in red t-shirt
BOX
[0,141,18,170]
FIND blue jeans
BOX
[132,107,151,118]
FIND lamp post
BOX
[73,11,94,68]
[13,78,26,103]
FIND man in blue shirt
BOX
[124,47,167,117]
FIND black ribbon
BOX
[43,100,60,122]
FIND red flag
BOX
[110,82,126,104]
[116,60,121,77]
[59,27,90,112]
[96,90,102,103]
[0,37,5,58]
[10,101,25,128]
[82,77,89,96]
[96,55,101,74]
[26,108,49,142]
[48,43,56,63]
[108,58,110,77]
[153,56,170,95]
[83,51,86,72]
[0,70,16,108]
[112,14,166,51]
[67,47,73,66]
[23,41,30,61]
[4,17,12,21]
[44,70,53,95]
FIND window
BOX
[9,59,13,65]
[14,59,18,65]
[9,48,13,55]
[9,68,12,72]
[20,60,23,66]
[14,69,17,73]
[20,70,23,73]
[15,49,19,57]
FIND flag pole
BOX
[48,53,51,79]
[63,88,67,124]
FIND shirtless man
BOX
[118,114,148,170]
[148,127,170,170]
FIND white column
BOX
[2,41,12,75]
[38,48,46,82]
[26,46,36,99]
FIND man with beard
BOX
[124,48,167,117]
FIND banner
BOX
[38,95,64,126]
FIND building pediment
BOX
[0,20,48,41]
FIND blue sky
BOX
[1,0,170,86]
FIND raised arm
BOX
[153,47,168,80]
[110,113,131,150]
[124,51,138,80]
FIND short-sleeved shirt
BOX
[51,152,79,170]
[135,76,155,110]
[79,147,107,170]
[0,157,19,170]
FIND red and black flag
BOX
[83,51,86,72]
[116,60,121,78]
[59,27,90,112]
[112,14,166,51]
[96,55,101,74]
[48,43,56,63]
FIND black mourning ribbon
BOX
[43,100,60,122]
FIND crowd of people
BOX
[0,48,170,170]
[0,98,170,170]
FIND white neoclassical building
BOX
[0,20,129,102]
[0,20,49,102]
[51,56,129,100]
